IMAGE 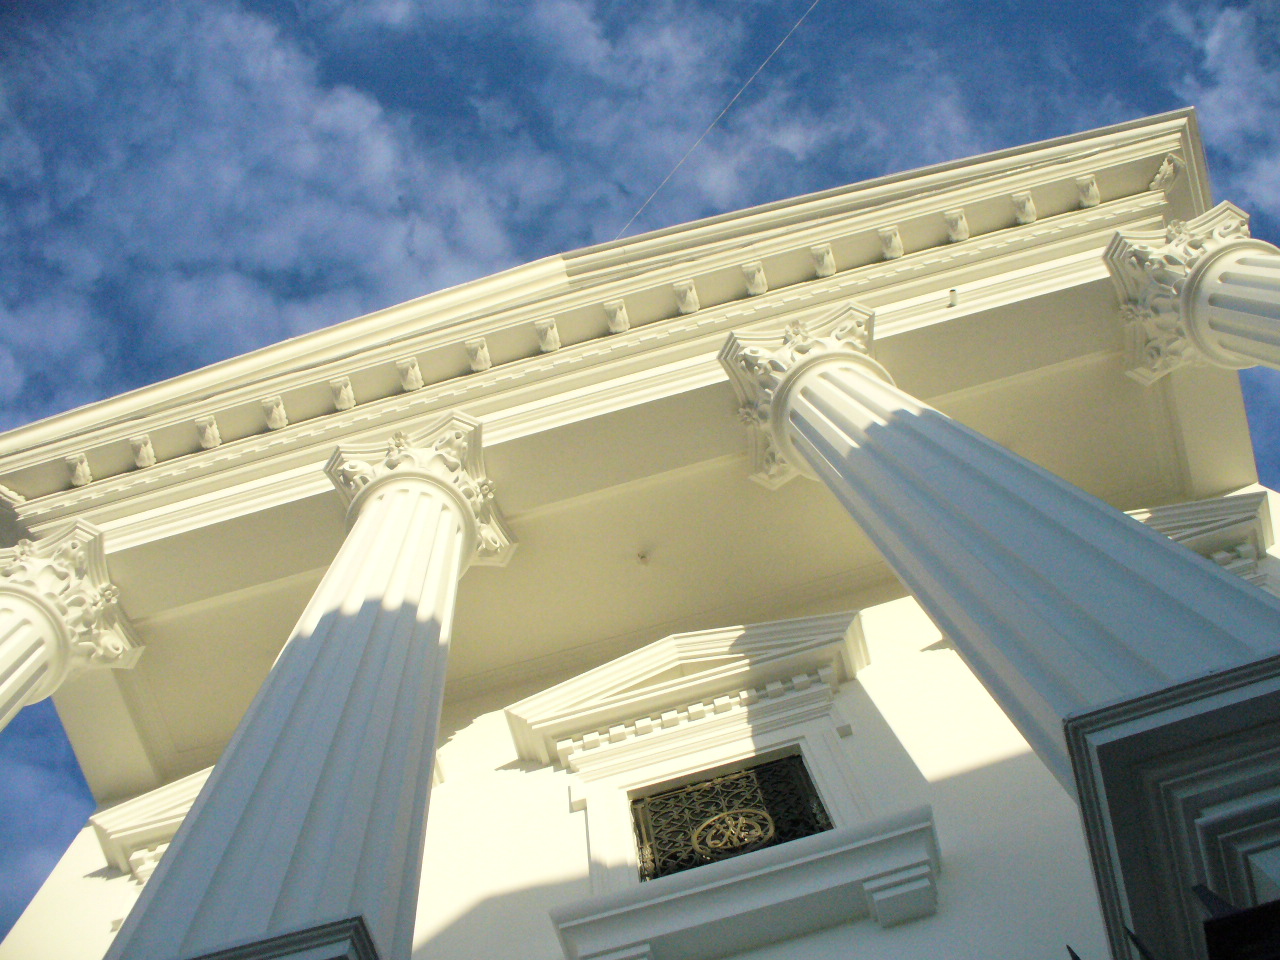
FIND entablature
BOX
[0,113,1207,547]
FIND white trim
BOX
[506,613,878,898]
[505,612,867,768]
[551,807,939,960]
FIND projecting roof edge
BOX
[562,109,1209,280]
[0,112,1205,517]
[9,192,1175,539]
[0,112,1200,468]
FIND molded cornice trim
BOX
[550,806,940,960]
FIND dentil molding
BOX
[506,612,869,771]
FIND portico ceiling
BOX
[0,111,1254,803]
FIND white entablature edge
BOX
[18,194,1168,547]
[504,611,868,772]
[0,118,1196,509]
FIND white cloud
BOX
[0,0,542,426]
[1167,1,1280,221]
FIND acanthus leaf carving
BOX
[67,453,92,487]
[261,396,288,431]
[741,261,768,296]
[1076,175,1101,208]
[1149,154,1183,193]
[396,357,424,391]
[130,435,156,469]
[535,318,561,353]
[465,338,492,372]
[1105,202,1253,384]
[719,302,882,488]
[195,416,222,450]
[1012,192,1037,225]
[878,225,904,260]
[810,243,836,278]
[0,520,142,675]
[324,413,515,566]
[604,300,630,334]
[674,279,700,315]
[943,209,969,243]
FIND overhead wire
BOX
[612,0,824,241]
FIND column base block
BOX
[1068,654,1280,960]
[184,917,380,960]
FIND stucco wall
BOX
[1,595,1111,960]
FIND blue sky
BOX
[2,0,1280,939]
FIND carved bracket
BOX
[719,302,882,488]
[1105,202,1252,384]
[324,413,515,566]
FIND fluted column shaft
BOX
[0,594,65,729]
[721,316,1280,792]
[0,521,140,735]
[107,415,513,960]
[1187,244,1280,368]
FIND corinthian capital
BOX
[0,520,141,698]
[1104,202,1254,384]
[719,302,888,488]
[324,412,515,566]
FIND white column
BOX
[106,413,513,960]
[720,310,1280,791]
[1105,201,1280,383]
[0,520,140,733]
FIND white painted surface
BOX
[0,113,1252,960]
[103,432,489,960]
[760,346,1280,790]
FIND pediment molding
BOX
[1131,490,1272,588]
[505,612,867,770]
[89,766,211,883]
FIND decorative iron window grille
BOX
[631,754,833,881]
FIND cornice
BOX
[0,116,1190,511]
[563,109,1204,283]
[15,190,1170,544]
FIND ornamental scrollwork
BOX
[720,303,879,487]
[0,522,141,671]
[325,414,515,566]
[1104,202,1253,384]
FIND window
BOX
[631,754,832,881]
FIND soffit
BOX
[27,111,1254,802]
[61,277,1252,799]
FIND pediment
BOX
[506,612,866,766]
[89,766,212,878]
[1132,490,1272,587]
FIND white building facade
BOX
[3,109,1280,960]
